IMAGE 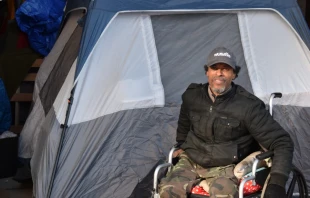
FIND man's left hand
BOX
[264,184,287,198]
[172,149,184,158]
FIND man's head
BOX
[204,47,240,95]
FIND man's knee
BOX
[159,184,187,198]
[209,176,238,198]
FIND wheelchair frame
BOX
[153,93,308,198]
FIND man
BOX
[159,47,294,198]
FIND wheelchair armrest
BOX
[239,174,256,198]
[250,151,273,185]
[153,163,173,195]
[239,151,274,198]
[153,145,181,196]
[255,151,274,160]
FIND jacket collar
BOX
[203,82,236,102]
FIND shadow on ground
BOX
[0,177,32,198]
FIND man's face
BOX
[206,63,236,95]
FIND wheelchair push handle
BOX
[168,147,180,164]
[273,92,282,98]
[269,92,282,116]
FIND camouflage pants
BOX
[159,152,238,198]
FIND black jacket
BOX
[177,83,293,185]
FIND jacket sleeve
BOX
[176,96,190,145]
[245,100,294,187]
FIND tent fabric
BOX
[18,11,84,159]
[76,0,310,77]
[282,7,310,47]
[151,13,253,101]
[40,26,83,115]
[64,0,90,15]
[53,60,77,124]
[31,60,77,196]
[238,11,310,106]
[31,8,310,197]
[35,11,84,94]
[273,106,310,187]
[31,109,63,197]
[33,107,177,198]
[70,13,164,124]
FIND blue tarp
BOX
[75,0,310,78]
[0,79,11,134]
[15,0,66,56]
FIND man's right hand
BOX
[172,149,184,158]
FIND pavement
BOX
[0,177,33,198]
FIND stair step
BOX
[24,73,37,82]
[31,58,43,68]
[11,93,33,102]
[9,125,24,134]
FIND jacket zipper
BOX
[209,105,214,142]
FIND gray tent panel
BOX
[273,105,310,190]
[45,108,178,197]
[31,109,63,197]
[152,13,253,104]
[40,25,83,115]
[18,11,84,159]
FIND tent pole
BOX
[46,87,76,198]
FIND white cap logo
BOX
[214,52,231,58]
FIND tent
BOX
[24,0,310,197]
[18,10,85,159]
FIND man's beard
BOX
[210,77,226,94]
[211,86,226,94]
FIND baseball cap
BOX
[206,47,236,69]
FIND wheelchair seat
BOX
[153,149,308,198]
[190,167,268,197]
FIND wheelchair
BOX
[153,93,308,198]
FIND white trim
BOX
[139,15,165,105]
[238,11,262,95]
[237,10,310,106]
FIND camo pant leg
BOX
[196,165,239,198]
[159,153,199,198]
